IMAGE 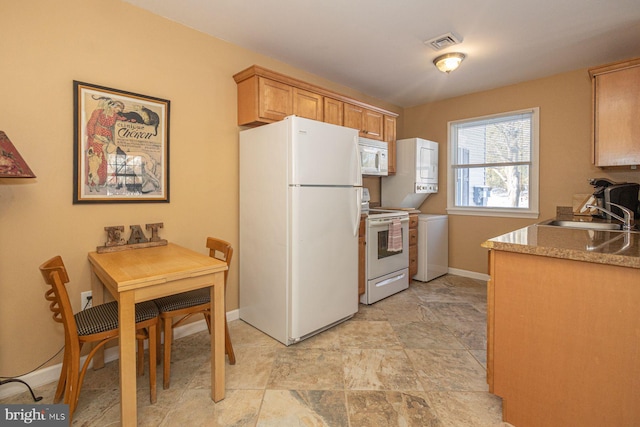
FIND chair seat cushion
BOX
[153,288,210,313]
[74,301,159,336]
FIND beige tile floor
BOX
[3,275,512,426]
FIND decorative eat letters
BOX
[97,222,168,253]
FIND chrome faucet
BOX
[585,202,635,231]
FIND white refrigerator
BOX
[239,116,362,345]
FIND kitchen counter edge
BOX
[481,222,640,269]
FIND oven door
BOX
[366,216,409,279]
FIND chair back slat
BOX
[44,288,64,324]
[39,256,79,339]
[206,237,233,283]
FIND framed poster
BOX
[73,81,170,203]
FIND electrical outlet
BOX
[81,291,92,309]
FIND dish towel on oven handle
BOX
[387,219,402,252]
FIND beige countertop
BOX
[482,218,640,269]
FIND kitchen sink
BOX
[538,219,623,231]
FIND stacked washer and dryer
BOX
[381,138,448,282]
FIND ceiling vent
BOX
[424,32,462,51]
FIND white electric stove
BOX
[361,190,410,304]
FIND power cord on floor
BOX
[0,379,43,402]
[1,345,65,402]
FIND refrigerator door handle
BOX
[353,187,362,237]
[354,136,363,186]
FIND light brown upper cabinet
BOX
[589,57,640,167]
[293,88,323,122]
[233,65,399,169]
[237,76,293,125]
[236,76,323,125]
[384,115,397,174]
[324,98,344,126]
[344,103,384,140]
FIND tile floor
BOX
[3,275,512,426]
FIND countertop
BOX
[481,216,640,269]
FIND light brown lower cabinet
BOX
[358,215,366,298]
[408,213,418,277]
[487,250,640,427]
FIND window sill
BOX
[446,207,539,219]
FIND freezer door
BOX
[289,186,359,341]
[288,116,361,186]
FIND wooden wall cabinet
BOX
[233,66,397,144]
[324,98,344,126]
[237,76,293,125]
[384,115,397,174]
[344,103,384,140]
[589,57,640,167]
[293,87,323,122]
[236,76,326,125]
[234,65,399,172]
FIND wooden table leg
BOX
[211,273,225,402]
[119,291,137,426]
[89,270,106,370]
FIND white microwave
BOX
[358,137,388,176]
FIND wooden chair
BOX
[154,237,235,389]
[38,256,158,418]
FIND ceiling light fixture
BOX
[433,52,466,74]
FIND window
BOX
[447,108,539,218]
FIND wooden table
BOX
[88,243,228,426]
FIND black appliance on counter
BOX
[589,178,640,219]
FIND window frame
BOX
[446,107,540,219]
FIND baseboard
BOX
[447,267,490,282]
[0,309,240,400]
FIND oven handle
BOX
[368,217,409,226]
[375,272,406,288]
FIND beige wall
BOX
[401,69,640,273]
[0,0,397,377]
